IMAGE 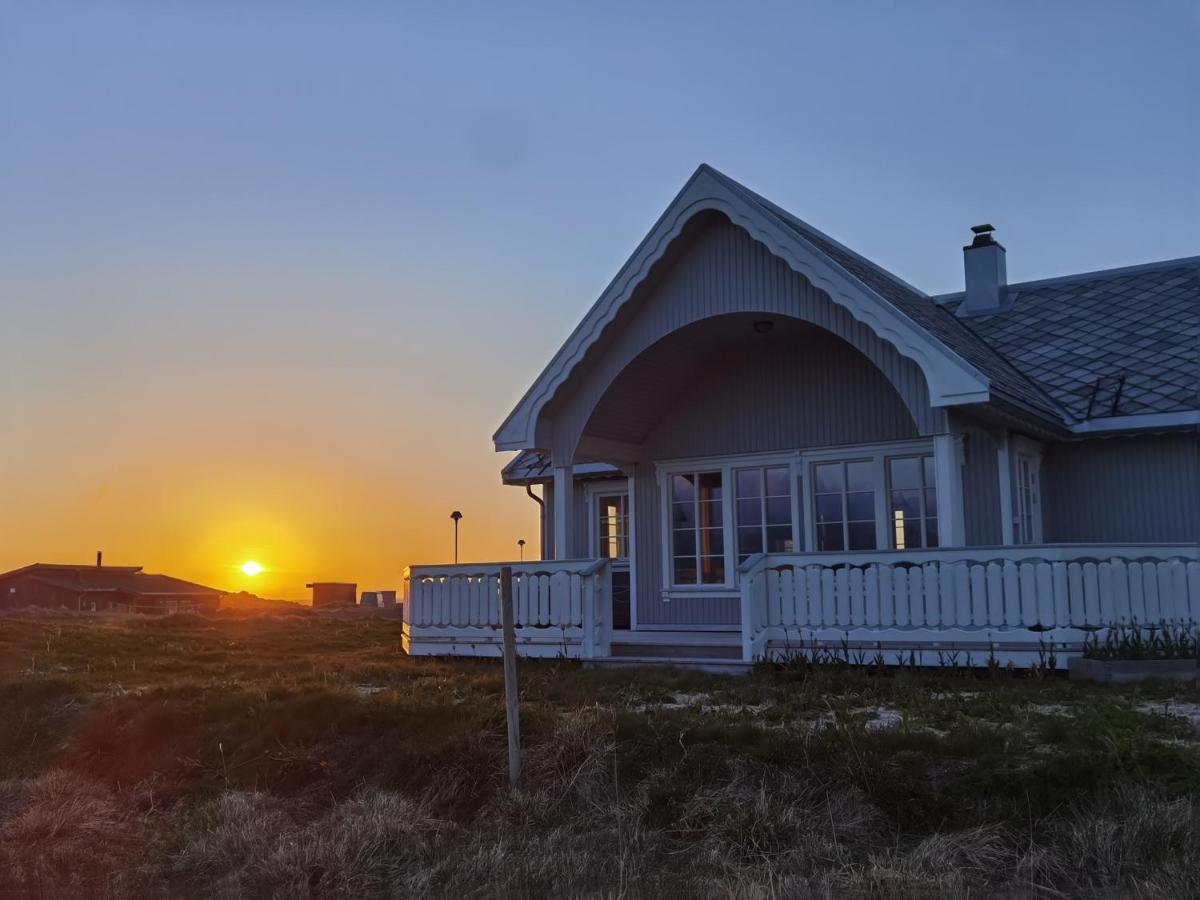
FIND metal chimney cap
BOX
[966,223,1002,250]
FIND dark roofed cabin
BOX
[403,165,1200,670]
[0,563,224,614]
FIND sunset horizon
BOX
[3,2,1195,601]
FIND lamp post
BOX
[450,510,463,563]
[517,539,526,561]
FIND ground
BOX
[1,611,1199,898]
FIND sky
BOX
[1,1,1196,599]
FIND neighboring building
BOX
[360,590,397,608]
[0,562,223,613]
[307,582,357,608]
[404,165,1199,668]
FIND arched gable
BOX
[542,215,944,462]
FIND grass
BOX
[2,612,1200,897]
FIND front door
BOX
[590,485,632,630]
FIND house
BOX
[0,561,223,613]
[403,165,1199,669]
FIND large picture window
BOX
[670,471,724,585]
[888,455,938,549]
[735,466,793,563]
[813,460,876,551]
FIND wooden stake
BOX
[499,565,521,786]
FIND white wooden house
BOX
[404,165,1200,669]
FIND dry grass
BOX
[1,613,1199,897]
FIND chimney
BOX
[958,224,1008,316]
[96,550,102,568]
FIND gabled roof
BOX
[496,164,1197,454]
[711,171,1065,421]
[936,258,1200,425]
[495,164,1001,451]
[0,563,224,596]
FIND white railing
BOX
[739,544,1200,665]
[402,559,612,659]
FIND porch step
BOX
[584,656,752,675]
[610,641,741,660]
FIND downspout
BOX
[525,484,546,560]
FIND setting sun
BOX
[240,560,265,577]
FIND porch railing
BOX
[739,544,1200,665]
[402,559,612,659]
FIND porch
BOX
[402,544,1200,668]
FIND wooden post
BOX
[499,565,521,786]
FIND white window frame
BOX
[585,479,631,560]
[733,462,799,564]
[656,451,800,597]
[1010,435,1044,544]
[884,452,939,550]
[655,438,940,598]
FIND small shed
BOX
[306,582,357,609]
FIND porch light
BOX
[753,320,775,334]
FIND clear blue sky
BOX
[1,1,1196,594]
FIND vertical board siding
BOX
[630,339,922,626]
[951,413,1003,546]
[1042,434,1200,543]
[548,215,940,460]
[548,216,937,628]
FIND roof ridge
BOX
[700,165,933,299]
[933,254,1200,302]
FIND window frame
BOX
[585,480,631,561]
[733,463,798,564]
[1010,436,1044,544]
[655,438,938,597]
[885,453,939,550]
[665,468,730,588]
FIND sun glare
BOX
[240,560,265,577]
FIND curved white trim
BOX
[495,167,990,452]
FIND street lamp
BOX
[450,510,463,563]
[517,539,526,561]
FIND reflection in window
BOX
[735,466,793,563]
[813,460,876,551]
[671,471,724,584]
[888,455,938,549]
[596,493,629,559]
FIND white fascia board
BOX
[493,166,991,452]
[1067,411,1200,435]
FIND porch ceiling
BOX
[579,314,820,449]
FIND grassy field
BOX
[2,612,1200,898]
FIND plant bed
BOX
[1068,656,1198,684]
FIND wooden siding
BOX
[633,339,921,627]
[1042,433,1200,543]
[546,215,942,461]
[952,413,1003,546]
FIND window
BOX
[671,471,724,585]
[888,455,938,549]
[735,466,793,563]
[813,460,876,551]
[595,493,629,559]
[1015,454,1039,544]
